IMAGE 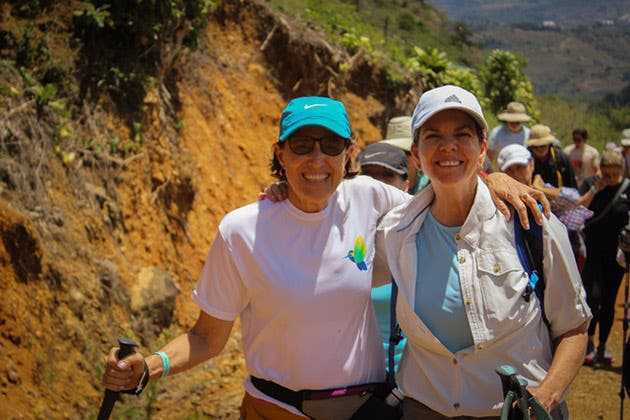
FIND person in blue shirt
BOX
[487,102,532,170]
[357,141,410,373]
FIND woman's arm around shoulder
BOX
[485,172,551,230]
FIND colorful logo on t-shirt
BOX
[344,235,368,271]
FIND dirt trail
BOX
[568,280,630,419]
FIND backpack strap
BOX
[549,146,563,188]
[514,206,549,329]
[585,178,630,226]
[387,278,402,388]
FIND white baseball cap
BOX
[497,144,532,171]
[411,85,489,139]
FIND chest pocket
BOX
[476,249,532,324]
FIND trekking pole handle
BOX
[97,338,139,420]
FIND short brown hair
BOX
[600,150,624,168]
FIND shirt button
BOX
[452,358,458,365]
[459,256,466,264]
[455,234,461,241]
[477,344,483,350]
[465,299,472,305]
[493,264,500,273]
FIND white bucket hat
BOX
[497,102,531,123]
[380,116,413,152]
[525,125,557,147]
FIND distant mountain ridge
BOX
[426,0,630,99]
[426,0,630,26]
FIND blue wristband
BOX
[155,351,170,378]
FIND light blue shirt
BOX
[371,284,406,373]
[488,124,530,153]
[414,211,474,353]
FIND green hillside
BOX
[267,0,629,148]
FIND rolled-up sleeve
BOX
[543,216,592,339]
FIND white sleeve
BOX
[542,215,592,338]
[191,227,249,321]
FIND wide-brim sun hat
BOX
[497,102,531,123]
[497,144,532,171]
[525,124,557,147]
[279,96,351,141]
[621,128,630,147]
[380,116,413,152]
[411,85,489,139]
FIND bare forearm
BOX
[146,330,223,380]
[147,313,233,380]
[529,322,589,411]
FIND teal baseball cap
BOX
[279,96,351,141]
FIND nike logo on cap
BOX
[363,152,385,159]
[304,104,327,109]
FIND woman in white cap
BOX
[376,85,591,418]
[102,95,548,420]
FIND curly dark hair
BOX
[270,140,359,181]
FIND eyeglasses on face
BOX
[287,135,349,156]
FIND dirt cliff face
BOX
[0,2,392,418]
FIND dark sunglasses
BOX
[287,135,349,156]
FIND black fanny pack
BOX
[251,376,401,419]
[251,376,383,411]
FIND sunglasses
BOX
[287,135,349,156]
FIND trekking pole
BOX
[97,338,139,420]
[618,214,630,420]
[620,264,628,420]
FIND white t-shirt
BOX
[192,175,409,411]
[563,143,600,186]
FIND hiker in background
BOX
[605,142,622,153]
[621,128,630,178]
[563,128,600,187]
[380,116,430,194]
[579,150,630,366]
[357,142,409,375]
[526,125,586,268]
[498,144,594,271]
[358,142,409,192]
[487,101,531,170]
[102,95,546,420]
[376,85,591,418]
[527,124,577,190]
